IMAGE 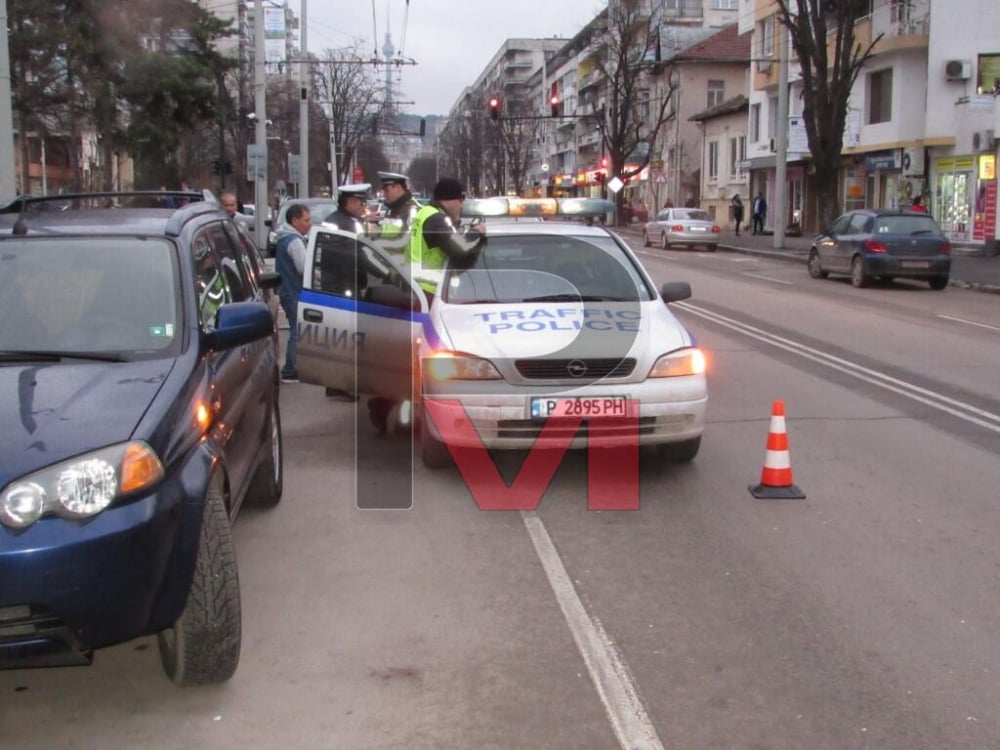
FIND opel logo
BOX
[566,360,588,378]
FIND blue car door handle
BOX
[303,308,323,322]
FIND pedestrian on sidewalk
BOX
[731,194,745,236]
[752,192,767,235]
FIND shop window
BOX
[868,69,893,124]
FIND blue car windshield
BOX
[0,237,181,357]
[443,235,654,304]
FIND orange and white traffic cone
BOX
[749,400,805,499]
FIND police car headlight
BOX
[0,442,165,528]
[648,347,706,378]
[425,352,502,381]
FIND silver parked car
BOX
[643,208,721,251]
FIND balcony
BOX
[856,0,930,55]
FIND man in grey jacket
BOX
[274,204,312,383]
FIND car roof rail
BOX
[165,200,227,237]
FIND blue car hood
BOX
[0,359,175,487]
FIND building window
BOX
[868,68,893,124]
[768,96,778,140]
[750,103,761,142]
[639,90,650,121]
[761,16,775,58]
[729,138,739,179]
[707,80,725,109]
[711,0,739,8]
[708,141,719,181]
[978,53,1000,95]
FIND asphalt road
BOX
[2,242,999,750]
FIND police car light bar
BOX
[461,197,614,218]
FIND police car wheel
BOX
[421,427,453,469]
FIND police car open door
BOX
[296,227,428,399]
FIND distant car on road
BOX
[808,209,952,289]
[622,201,649,224]
[0,192,283,685]
[643,207,721,251]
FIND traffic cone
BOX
[749,400,805,499]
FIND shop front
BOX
[748,157,809,234]
[932,154,998,243]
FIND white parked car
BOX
[296,198,708,468]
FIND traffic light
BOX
[550,95,559,118]
[488,96,500,121]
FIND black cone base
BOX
[748,483,806,499]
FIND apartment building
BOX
[745,0,999,243]
[691,94,750,224]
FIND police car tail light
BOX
[0,441,165,528]
[648,348,706,378]
[425,352,502,381]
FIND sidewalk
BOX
[615,225,1000,294]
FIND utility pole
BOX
[298,0,308,198]
[773,22,789,249]
[0,0,18,202]
[253,0,267,248]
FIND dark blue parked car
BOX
[0,193,283,685]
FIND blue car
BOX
[0,192,283,685]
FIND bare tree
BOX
[499,96,542,196]
[773,0,880,226]
[438,111,485,195]
[315,47,386,187]
[591,0,679,221]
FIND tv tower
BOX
[382,30,395,113]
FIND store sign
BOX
[937,156,976,171]
[865,150,900,173]
[979,154,996,180]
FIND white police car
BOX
[295,198,707,469]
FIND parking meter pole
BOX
[253,0,268,249]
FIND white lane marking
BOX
[937,314,1000,333]
[522,512,665,750]
[637,250,675,261]
[677,301,1000,434]
[743,272,793,285]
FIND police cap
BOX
[377,171,409,187]
[338,183,371,198]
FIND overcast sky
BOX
[304,0,605,116]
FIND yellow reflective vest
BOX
[407,204,448,295]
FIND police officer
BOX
[320,183,370,401]
[407,177,486,305]
[324,183,370,233]
[376,171,421,254]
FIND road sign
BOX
[651,160,664,171]
[288,154,301,185]
[541,163,549,172]
[655,174,667,184]
[246,144,267,181]
[607,176,625,194]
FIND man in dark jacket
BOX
[323,183,369,233]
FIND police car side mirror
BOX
[660,281,692,304]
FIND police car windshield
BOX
[443,235,653,304]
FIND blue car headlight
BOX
[0,442,164,529]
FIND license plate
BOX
[690,226,706,232]
[531,396,628,419]
[901,261,930,269]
